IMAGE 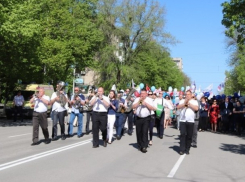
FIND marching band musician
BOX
[115,91,126,140]
[89,87,110,148]
[30,88,51,145]
[107,90,118,144]
[67,87,86,138]
[50,81,69,141]
[123,88,135,136]
[85,89,95,135]
[132,89,154,153]
[177,90,198,155]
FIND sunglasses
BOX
[74,89,79,91]
[148,94,153,96]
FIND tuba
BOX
[56,81,67,107]
[125,88,136,112]
[117,94,125,113]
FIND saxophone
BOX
[74,89,82,109]
[125,88,136,112]
[56,81,67,107]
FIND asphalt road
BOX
[0,116,244,182]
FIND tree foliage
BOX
[96,0,183,91]
[0,0,102,101]
[221,0,245,47]
[221,0,245,95]
[0,0,189,102]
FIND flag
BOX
[111,84,117,93]
[191,81,196,92]
[146,84,150,92]
[131,79,135,88]
[204,84,213,92]
[217,82,224,92]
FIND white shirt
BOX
[14,95,24,106]
[34,95,50,113]
[179,99,198,123]
[51,92,68,112]
[133,97,153,118]
[90,95,110,112]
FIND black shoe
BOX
[179,151,184,155]
[44,138,51,144]
[52,137,58,141]
[31,142,39,146]
[66,134,73,138]
[93,145,99,148]
[61,135,66,140]
[141,148,147,153]
[192,145,197,148]
[103,140,107,147]
[116,135,121,140]
[77,134,84,138]
[186,151,190,155]
[128,132,132,136]
[159,136,163,139]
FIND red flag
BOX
[146,84,150,92]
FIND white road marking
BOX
[0,138,94,171]
[167,154,186,178]
[8,133,31,138]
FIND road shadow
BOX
[219,143,245,155]
[169,145,180,154]
[1,121,32,127]
[129,143,139,150]
[164,134,176,137]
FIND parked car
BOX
[4,84,54,119]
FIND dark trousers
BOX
[86,111,93,132]
[14,106,23,122]
[156,111,165,137]
[148,115,155,141]
[180,122,194,152]
[52,110,66,138]
[136,116,150,148]
[199,116,208,130]
[221,115,230,132]
[192,119,199,146]
[115,112,125,137]
[32,111,49,143]
[123,111,134,134]
[92,112,107,146]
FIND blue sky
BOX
[159,0,230,94]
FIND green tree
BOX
[38,0,103,85]
[221,0,245,95]
[95,0,179,90]
[0,0,43,101]
[221,0,245,47]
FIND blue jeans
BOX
[68,112,83,136]
[115,113,125,137]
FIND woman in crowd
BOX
[164,95,174,128]
[208,99,220,132]
[148,91,156,146]
[107,90,118,144]
[199,96,209,131]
